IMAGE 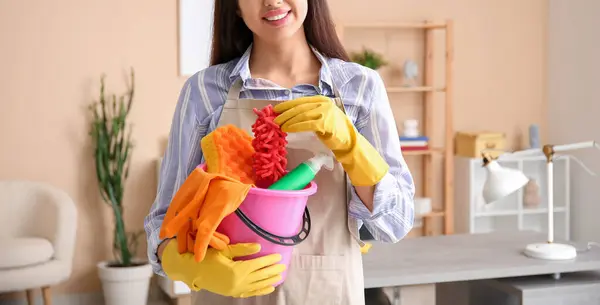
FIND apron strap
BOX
[331,83,343,101]
[227,78,244,101]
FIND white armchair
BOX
[0,180,78,305]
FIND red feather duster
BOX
[251,105,288,188]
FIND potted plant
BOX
[89,68,153,305]
[350,47,388,70]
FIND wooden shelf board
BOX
[387,86,445,93]
[522,207,567,214]
[475,210,519,217]
[474,207,567,218]
[342,22,447,30]
[402,148,444,156]
[418,211,445,218]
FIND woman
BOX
[144,0,415,304]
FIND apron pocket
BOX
[282,254,345,305]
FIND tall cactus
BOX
[89,68,138,267]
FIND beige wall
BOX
[547,0,600,243]
[0,0,547,295]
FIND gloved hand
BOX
[161,241,286,298]
[274,96,389,186]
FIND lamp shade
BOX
[482,160,529,204]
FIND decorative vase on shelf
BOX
[403,119,420,138]
[402,59,419,87]
[529,124,541,149]
[523,179,541,209]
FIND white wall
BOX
[548,0,600,243]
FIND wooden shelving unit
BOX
[338,20,455,236]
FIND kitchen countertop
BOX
[362,231,600,288]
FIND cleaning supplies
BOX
[161,125,258,263]
[268,154,334,191]
[201,124,256,185]
[251,104,288,188]
[159,167,231,255]
[159,165,252,262]
[216,173,317,286]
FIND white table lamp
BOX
[481,141,600,261]
[482,161,530,204]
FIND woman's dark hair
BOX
[210,0,350,66]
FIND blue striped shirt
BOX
[144,45,415,275]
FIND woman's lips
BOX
[262,8,290,19]
[262,9,291,27]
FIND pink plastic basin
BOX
[198,164,316,286]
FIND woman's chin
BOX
[258,24,305,43]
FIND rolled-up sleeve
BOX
[144,75,205,276]
[347,69,416,243]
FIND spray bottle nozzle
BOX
[267,153,334,190]
[309,153,334,171]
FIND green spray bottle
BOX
[268,153,334,191]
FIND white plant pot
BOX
[97,260,154,305]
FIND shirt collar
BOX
[228,43,335,92]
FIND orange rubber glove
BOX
[160,168,231,254]
[160,167,252,262]
[193,174,252,262]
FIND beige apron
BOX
[193,79,366,305]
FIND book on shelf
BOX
[402,145,429,151]
[401,140,428,146]
[400,136,429,150]
[400,136,429,142]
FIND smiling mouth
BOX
[262,10,291,22]
[264,12,289,21]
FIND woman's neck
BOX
[249,34,321,88]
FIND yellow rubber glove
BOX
[161,241,286,298]
[274,96,389,186]
[360,243,372,254]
